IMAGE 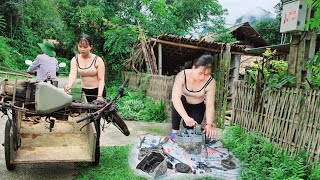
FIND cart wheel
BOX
[109,112,130,136]
[91,119,100,166]
[4,120,16,170]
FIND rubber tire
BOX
[91,119,100,166]
[4,120,16,170]
[109,112,130,136]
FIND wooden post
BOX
[288,33,300,77]
[158,43,162,75]
[307,29,317,77]
[230,55,240,94]
[287,31,317,86]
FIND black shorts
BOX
[172,95,205,130]
[82,87,106,103]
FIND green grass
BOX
[145,127,164,135]
[71,87,82,101]
[75,145,146,180]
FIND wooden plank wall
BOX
[232,81,320,164]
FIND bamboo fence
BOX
[232,81,320,164]
[122,71,175,120]
[122,71,175,102]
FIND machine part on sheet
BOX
[221,159,236,169]
[138,147,163,160]
[136,152,167,177]
[175,163,192,173]
[163,152,183,163]
[167,161,173,169]
[138,136,146,148]
[205,138,218,145]
[196,161,226,171]
[176,125,204,155]
[157,136,169,147]
[205,145,227,157]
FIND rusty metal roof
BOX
[202,22,268,48]
[150,34,245,54]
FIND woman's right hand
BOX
[184,116,197,127]
[64,85,71,93]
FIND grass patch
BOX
[75,145,146,180]
[222,126,320,179]
[145,127,164,135]
[71,87,82,101]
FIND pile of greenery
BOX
[222,126,320,179]
[106,79,166,122]
[246,58,320,91]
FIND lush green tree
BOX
[0,15,5,34]
[305,0,320,89]
[0,0,227,78]
[255,19,281,45]
[254,2,282,45]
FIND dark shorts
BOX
[171,95,205,130]
[82,87,106,102]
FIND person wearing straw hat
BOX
[27,41,59,82]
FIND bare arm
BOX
[204,79,216,138]
[65,57,78,91]
[171,71,189,120]
[96,57,105,97]
[205,79,216,126]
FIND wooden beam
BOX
[150,38,222,53]
[158,43,162,75]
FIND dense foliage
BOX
[223,126,320,179]
[0,0,228,78]
[107,79,166,122]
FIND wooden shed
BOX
[149,35,244,76]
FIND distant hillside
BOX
[235,7,274,26]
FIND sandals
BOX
[169,133,178,142]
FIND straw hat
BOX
[38,41,56,57]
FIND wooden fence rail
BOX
[122,71,175,102]
[232,81,320,164]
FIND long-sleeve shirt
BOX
[27,54,59,82]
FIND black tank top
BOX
[184,69,213,93]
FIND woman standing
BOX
[64,34,106,102]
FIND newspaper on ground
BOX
[129,134,241,179]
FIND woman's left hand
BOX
[204,124,215,138]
